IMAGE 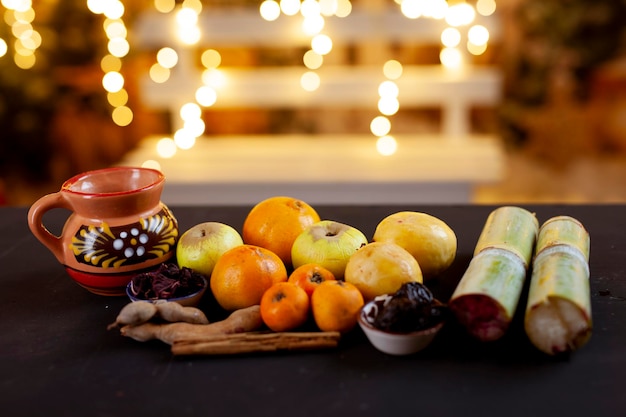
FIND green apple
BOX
[176,222,243,276]
[345,241,423,301]
[291,220,368,279]
[372,211,457,278]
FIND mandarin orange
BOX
[210,244,288,311]
[260,282,310,332]
[311,280,364,333]
[288,263,336,298]
[242,196,320,267]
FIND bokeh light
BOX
[476,0,496,16]
[176,7,201,45]
[319,0,338,16]
[280,0,300,16]
[180,102,202,121]
[311,34,332,55]
[157,47,178,68]
[149,63,170,83]
[202,68,227,89]
[445,2,475,27]
[201,49,221,69]
[0,38,7,57]
[303,49,323,70]
[441,27,461,48]
[102,71,125,92]
[174,128,197,149]
[107,37,129,57]
[378,80,399,98]
[107,89,129,107]
[370,116,391,137]
[400,0,424,19]
[376,135,398,156]
[196,86,218,107]
[440,47,463,69]
[383,60,403,80]
[301,0,321,17]
[378,96,400,116]
[101,54,122,72]
[260,1,281,21]
[154,0,176,14]
[141,159,162,171]
[469,25,489,45]
[302,14,325,36]
[300,71,321,91]
[156,137,177,158]
[112,105,133,126]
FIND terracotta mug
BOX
[28,167,179,296]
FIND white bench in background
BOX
[133,7,502,137]
[123,4,505,205]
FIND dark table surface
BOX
[2,204,625,417]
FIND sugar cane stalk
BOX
[449,206,538,342]
[524,216,592,355]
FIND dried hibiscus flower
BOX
[128,263,206,300]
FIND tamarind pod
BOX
[107,301,158,330]
[473,206,539,267]
[120,305,263,345]
[525,217,592,355]
[535,216,590,262]
[120,322,164,342]
[154,301,210,324]
[448,248,528,341]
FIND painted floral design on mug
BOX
[71,208,178,268]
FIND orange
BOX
[210,244,288,311]
[311,280,364,333]
[260,282,310,332]
[242,196,320,267]
[288,263,336,298]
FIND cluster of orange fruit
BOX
[207,196,364,333]
[190,195,459,335]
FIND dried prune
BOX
[372,282,447,333]
[395,281,434,304]
[129,263,206,300]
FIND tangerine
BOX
[260,282,310,332]
[210,244,288,311]
[288,263,336,298]
[242,196,320,267]
[311,280,364,333]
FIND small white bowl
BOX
[358,295,445,356]
[125,275,208,307]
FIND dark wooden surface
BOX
[2,204,624,417]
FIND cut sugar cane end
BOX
[449,247,528,342]
[525,296,591,355]
[524,216,592,356]
[524,247,592,355]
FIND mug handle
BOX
[27,192,73,264]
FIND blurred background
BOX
[1,0,626,206]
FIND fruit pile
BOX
[112,196,592,357]
[173,196,457,336]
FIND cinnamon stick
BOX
[171,331,341,356]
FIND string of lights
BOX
[1,0,497,166]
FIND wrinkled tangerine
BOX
[242,196,320,267]
[260,282,310,332]
[210,244,288,311]
[288,263,336,298]
[311,280,364,333]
